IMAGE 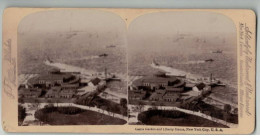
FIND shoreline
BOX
[150,62,237,89]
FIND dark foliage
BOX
[138,109,228,128]
[224,104,232,113]
[184,101,238,124]
[18,105,26,125]
[35,106,127,125]
[36,106,84,116]
[76,95,127,116]
[138,110,185,123]
[120,98,127,108]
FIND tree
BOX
[47,99,53,104]
[137,112,148,123]
[224,104,232,113]
[96,103,102,109]
[223,111,230,122]
[100,105,107,113]
[160,103,165,110]
[151,102,157,110]
[18,105,26,125]
[19,98,25,104]
[233,108,238,114]
[34,99,40,111]
[55,99,60,107]
[120,107,127,116]
[137,101,144,112]
[120,98,127,108]
[106,106,111,116]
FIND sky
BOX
[18,10,126,36]
[127,11,237,56]
[17,10,128,74]
[18,10,127,53]
[18,10,237,63]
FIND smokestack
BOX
[210,73,213,83]
[105,67,107,80]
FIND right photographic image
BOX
[127,11,238,128]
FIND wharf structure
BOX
[128,72,211,106]
[18,68,105,100]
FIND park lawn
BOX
[35,108,127,125]
[20,97,77,103]
[195,101,238,124]
[138,110,228,128]
[144,115,228,128]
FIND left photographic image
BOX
[18,10,128,126]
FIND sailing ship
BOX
[212,50,223,54]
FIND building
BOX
[27,69,80,89]
[141,76,177,90]
[132,74,185,91]
[19,88,42,98]
[162,92,180,102]
[166,86,184,93]
[149,90,165,101]
[130,73,187,104]
[45,87,61,98]
[128,90,146,100]
[192,83,207,92]
[149,89,180,102]
[61,83,80,89]
[20,69,82,100]
[89,78,101,86]
[59,89,76,98]
[45,86,77,99]
[77,85,96,93]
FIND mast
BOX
[210,73,213,84]
[105,67,107,80]
[103,53,108,80]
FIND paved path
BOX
[128,75,143,86]
[57,103,128,121]
[21,102,127,125]
[204,96,237,109]
[22,102,237,127]
[128,104,238,128]
[21,103,49,126]
[19,74,38,85]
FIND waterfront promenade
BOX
[128,104,238,128]
[21,102,128,126]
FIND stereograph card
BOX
[1,8,256,134]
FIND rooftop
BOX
[61,89,76,94]
[46,87,61,95]
[133,75,178,86]
[91,77,101,86]
[38,73,72,80]
[195,83,206,90]
[163,92,179,98]
[19,88,42,94]
[149,90,166,99]
[28,72,74,84]
[128,90,146,97]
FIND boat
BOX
[151,60,160,66]
[212,50,223,54]
[213,83,226,87]
[186,74,226,87]
[45,57,54,63]
[151,60,187,78]
[99,53,108,57]
[106,45,116,48]
[205,59,214,62]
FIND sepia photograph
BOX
[127,12,238,128]
[1,7,256,134]
[17,10,128,126]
